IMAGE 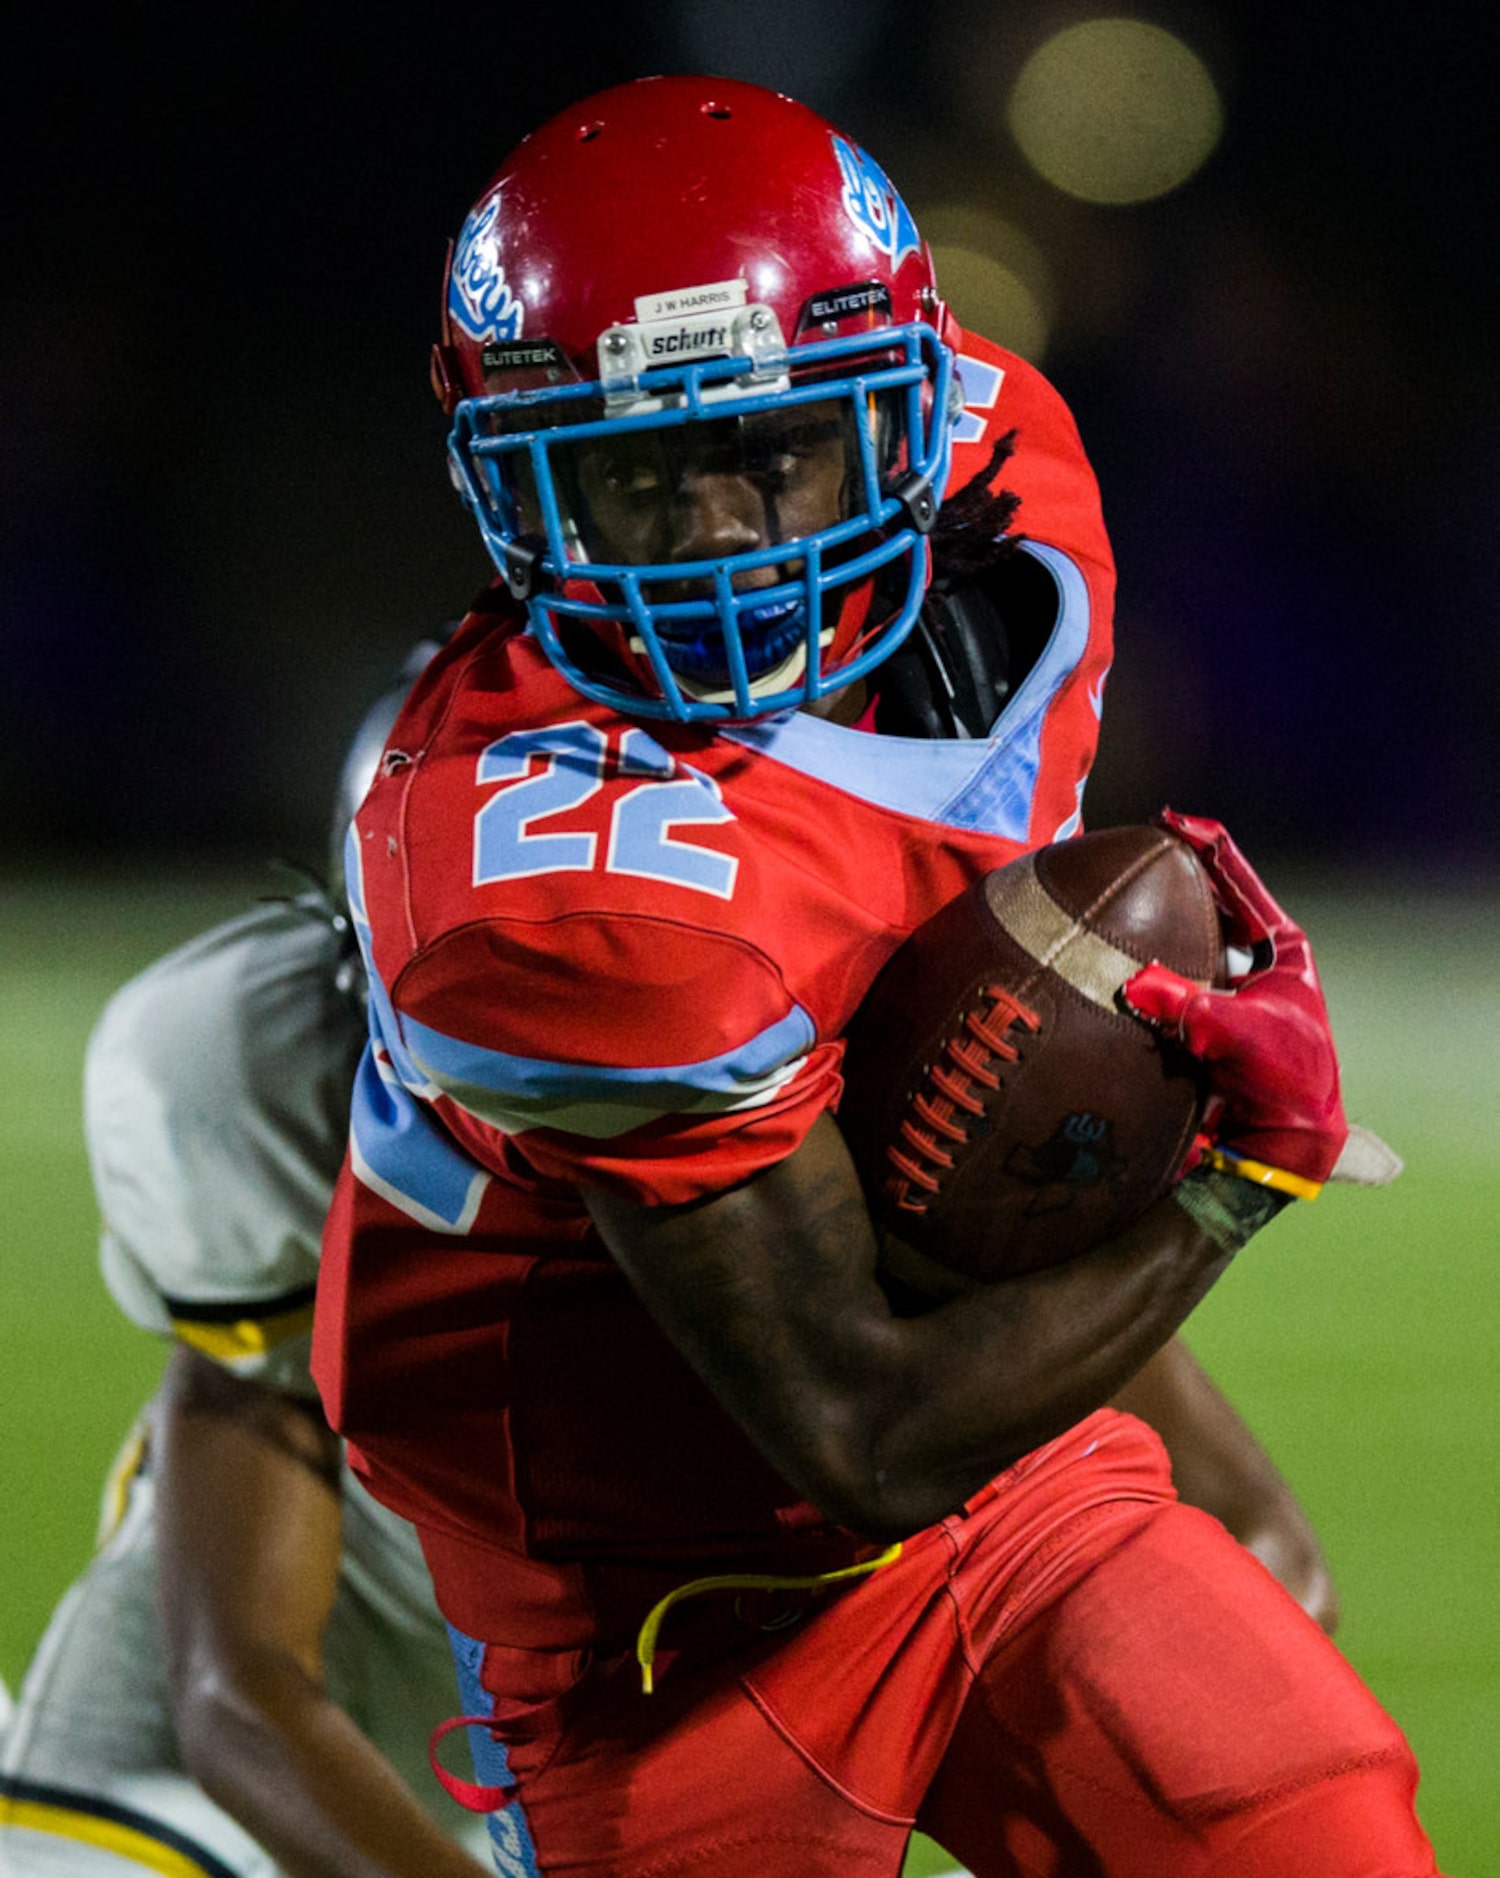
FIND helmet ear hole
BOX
[431,344,463,414]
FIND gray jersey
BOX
[91,895,359,1397]
[0,898,488,1874]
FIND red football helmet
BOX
[433,76,959,722]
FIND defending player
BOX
[0,668,493,1878]
[312,75,1436,1873]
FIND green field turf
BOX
[2,866,1494,1873]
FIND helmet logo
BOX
[449,195,523,342]
[831,136,921,273]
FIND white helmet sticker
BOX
[634,280,748,323]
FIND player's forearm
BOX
[857,1188,1240,1530]
[178,1653,490,1878]
[593,1121,1262,1540]
[154,1349,489,1876]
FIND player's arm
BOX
[155,1345,491,1878]
[588,813,1348,1541]
[588,1112,1253,1538]
[1111,1337,1340,1631]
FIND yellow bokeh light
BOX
[1007,18,1223,205]
[925,206,1053,361]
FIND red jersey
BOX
[312,330,1116,1647]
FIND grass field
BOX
[2,864,1494,1873]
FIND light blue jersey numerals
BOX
[474,723,739,899]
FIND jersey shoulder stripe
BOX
[0,1777,240,1878]
[401,1001,815,1136]
[160,1283,318,1365]
[348,1048,492,1235]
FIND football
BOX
[839,824,1227,1296]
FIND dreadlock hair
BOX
[865,428,1039,740]
[929,429,1023,585]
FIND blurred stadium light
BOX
[1006,18,1224,204]
[922,205,1055,361]
[3,5,1491,873]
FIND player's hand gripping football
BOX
[1122,809,1394,1199]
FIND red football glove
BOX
[1122,809,1349,1198]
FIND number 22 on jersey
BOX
[473,722,739,900]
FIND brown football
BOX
[839,825,1226,1296]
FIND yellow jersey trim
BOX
[171,1299,316,1362]
[96,1421,151,1548]
[0,1786,237,1878]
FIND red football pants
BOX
[915,1496,1441,1874]
[451,1412,1444,1876]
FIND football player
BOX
[312,75,1443,1874]
[0,667,1334,1878]
[0,655,493,1878]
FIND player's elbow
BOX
[173,1659,253,1798]
[809,1461,982,1543]
[170,1645,316,1803]
[824,1478,957,1544]
[787,1411,982,1542]
[1242,1524,1342,1635]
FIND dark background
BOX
[4,2,1494,879]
